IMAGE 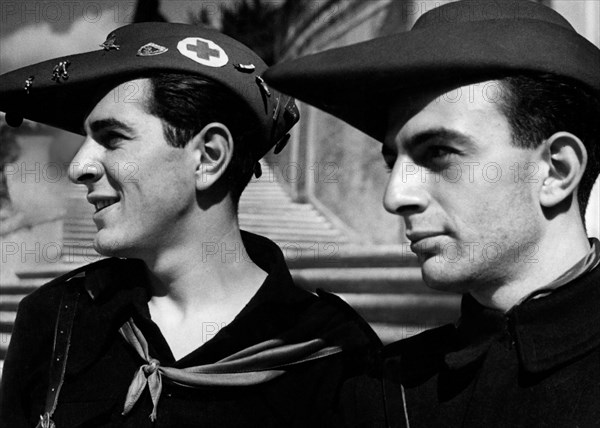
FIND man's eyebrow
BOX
[87,118,135,135]
[403,128,475,151]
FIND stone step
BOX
[63,223,341,235]
[68,186,292,193]
[0,295,24,312]
[56,245,353,265]
[66,192,292,200]
[56,246,416,269]
[286,247,418,269]
[15,264,84,280]
[64,214,331,227]
[60,236,351,249]
[241,195,293,201]
[64,217,325,230]
[294,267,427,294]
[251,234,350,243]
[370,323,446,344]
[66,202,318,213]
[0,311,16,332]
[58,236,354,249]
[62,226,341,239]
[59,250,103,263]
[240,204,316,211]
[62,233,347,246]
[242,195,296,201]
[68,200,311,208]
[0,283,39,294]
[1,334,10,361]
[239,213,329,221]
[341,293,460,325]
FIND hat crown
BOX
[413,0,575,31]
[108,22,266,66]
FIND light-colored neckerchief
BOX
[119,318,343,421]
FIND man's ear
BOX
[539,132,587,208]
[190,122,234,191]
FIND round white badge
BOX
[177,37,228,68]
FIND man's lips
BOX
[406,232,445,243]
[406,232,446,253]
[87,195,120,213]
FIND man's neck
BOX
[470,223,591,312]
[141,219,267,317]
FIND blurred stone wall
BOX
[0,121,82,282]
[267,0,427,245]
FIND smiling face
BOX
[383,81,547,294]
[68,79,199,259]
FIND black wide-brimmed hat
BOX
[0,22,299,158]
[264,0,600,142]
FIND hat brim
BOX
[0,23,300,159]
[0,38,265,136]
[264,20,600,142]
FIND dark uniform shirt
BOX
[0,232,382,428]
[383,259,600,427]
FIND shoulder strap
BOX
[36,280,81,428]
[382,375,410,428]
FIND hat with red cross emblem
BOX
[0,22,299,158]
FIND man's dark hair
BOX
[144,73,260,203]
[498,73,600,219]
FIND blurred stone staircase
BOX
[0,162,460,370]
[288,248,460,343]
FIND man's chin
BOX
[93,236,128,258]
[420,259,472,294]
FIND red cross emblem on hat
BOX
[177,37,228,67]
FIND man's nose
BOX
[383,160,430,216]
[68,139,104,185]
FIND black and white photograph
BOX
[1,0,599,427]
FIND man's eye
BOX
[427,145,458,159]
[100,133,127,148]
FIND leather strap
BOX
[382,373,410,428]
[36,282,80,428]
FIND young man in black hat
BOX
[264,0,600,426]
[0,23,381,427]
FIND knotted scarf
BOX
[119,318,343,421]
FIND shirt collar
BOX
[74,231,318,368]
[511,260,600,372]
[446,241,600,373]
